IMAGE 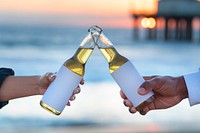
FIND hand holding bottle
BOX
[39,72,84,106]
[120,76,188,115]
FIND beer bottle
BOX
[40,26,100,115]
[94,26,154,112]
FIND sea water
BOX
[0,25,200,132]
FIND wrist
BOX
[33,75,42,95]
[177,76,188,100]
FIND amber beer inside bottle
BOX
[99,48,128,73]
[65,48,94,76]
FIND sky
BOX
[0,0,133,28]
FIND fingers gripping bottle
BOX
[40,26,99,115]
[94,26,154,112]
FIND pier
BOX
[131,0,200,42]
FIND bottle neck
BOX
[99,47,128,73]
[64,47,94,76]
[73,47,94,64]
[98,47,117,63]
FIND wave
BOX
[0,117,103,128]
[0,25,132,48]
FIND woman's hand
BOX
[38,72,84,106]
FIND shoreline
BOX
[2,124,200,133]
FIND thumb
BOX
[138,77,164,95]
[137,79,157,95]
[137,87,148,95]
[39,73,55,88]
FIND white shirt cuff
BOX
[184,69,200,106]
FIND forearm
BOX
[0,76,41,101]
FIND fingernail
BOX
[51,73,56,77]
[140,110,146,115]
[129,108,136,113]
[50,74,56,79]
[138,87,146,94]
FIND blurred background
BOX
[0,0,200,132]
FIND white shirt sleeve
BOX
[183,69,200,106]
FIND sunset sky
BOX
[0,0,133,28]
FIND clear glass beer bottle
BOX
[40,26,100,115]
[94,26,154,112]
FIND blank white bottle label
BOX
[41,65,82,113]
[111,61,154,107]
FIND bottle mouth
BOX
[88,25,103,34]
[88,25,103,47]
[88,25,113,48]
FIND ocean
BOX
[0,25,200,132]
